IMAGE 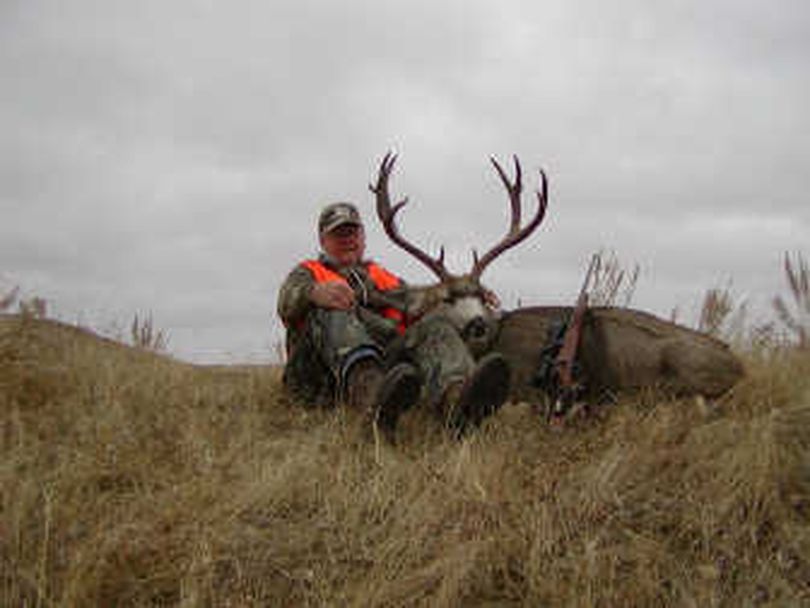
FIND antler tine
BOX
[369,152,450,281]
[491,155,524,233]
[470,157,549,280]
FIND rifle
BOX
[549,254,598,418]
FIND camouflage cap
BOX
[318,202,363,234]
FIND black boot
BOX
[374,363,421,441]
[344,358,385,412]
[445,352,511,438]
[345,360,421,442]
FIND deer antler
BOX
[470,155,548,280]
[369,152,450,281]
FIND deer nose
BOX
[463,317,489,341]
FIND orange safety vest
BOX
[300,260,407,334]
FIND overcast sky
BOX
[2,0,808,363]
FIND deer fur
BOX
[495,306,745,402]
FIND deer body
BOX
[370,152,744,405]
[495,306,745,403]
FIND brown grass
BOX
[0,287,19,313]
[2,312,809,606]
[130,313,170,353]
[698,285,735,338]
[586,250,640,308]
[773,252,809,349]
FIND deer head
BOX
[369,152,548,354]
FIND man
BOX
[278,201,510,440]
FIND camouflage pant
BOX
[283,308,476,409]
[396,312,476,408]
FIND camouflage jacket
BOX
[277,254,409,349]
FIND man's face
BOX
[320,223,365,267]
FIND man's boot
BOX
[344,358,385,412]
[444,352,511,438]
[345,360,421,441]
[374,363,421,440]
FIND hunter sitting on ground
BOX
[277,201,511,440]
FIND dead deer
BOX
[495,305,745,406]
[371,152,546,355]
[370,152,744,407]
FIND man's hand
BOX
[309,281,355,310]
[482,287,501,311]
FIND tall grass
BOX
[696,252,810,349]
[1,286,19,312]
[697,284,735,338]
[2,314,809,605]
[586,250,640,308]
[130,313,170,352]
[0,286,46,319]
[773,252,809,349]
[2,254,809,605]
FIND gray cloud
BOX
[2,0,808,362]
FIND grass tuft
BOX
[773,252,809,349]
[1,286,20,313]
[587,250,640,308]
[698,284,735,338]
[130,313,170,352]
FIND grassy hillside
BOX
[1,313,809,606]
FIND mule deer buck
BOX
[370,152,744,409]
[371,151,547,356]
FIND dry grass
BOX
[1,286,47,320]
[130,313,170,353]
[2,312,809,606]
[773,252,809,349]
[697,285,735,339]
[0,287,20,313]
[588,250,640,308]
